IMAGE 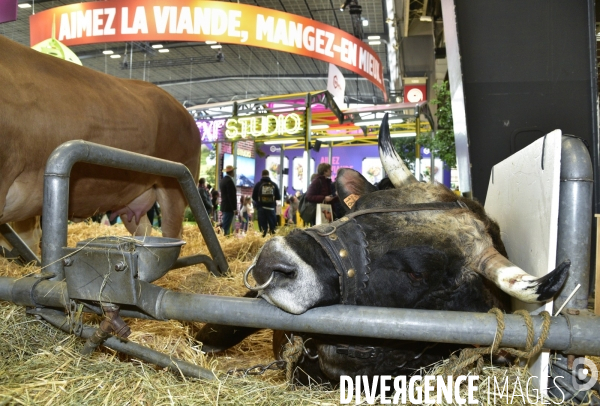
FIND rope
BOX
[439,308,552,376]
[281,335,304,385]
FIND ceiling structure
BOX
[2,0,446,108]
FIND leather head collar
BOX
[302,201,468,305]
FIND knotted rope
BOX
[439,308,552,376]
[281,335,304,385]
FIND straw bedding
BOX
[0,222,595,405]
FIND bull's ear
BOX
[336,168,378,211]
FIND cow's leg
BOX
[154,179,186,239]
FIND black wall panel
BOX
[454,0,598,208]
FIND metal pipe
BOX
[2,276,600,356]
[279,145,285,197]
[30,307,216,380]
[554,136,594,311]
[170,254,218,275]
[41,140,228,280]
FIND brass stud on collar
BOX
[329,233,338,241]
[347,269,355,278]
[339,249,348,258]
[340,216,349,222]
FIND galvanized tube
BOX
[3,276,599,356]
[30,307,216,380]
[41,140,228,280]
[157,291,600,356]
[554,136,594,311]
[170,254,218,275]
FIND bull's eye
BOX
[408,272,424,282]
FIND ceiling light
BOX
[368,41,381,46]
[18,3,31,8]
[158,49,169,53]
[367,35,380,40]
[311,124,330,130]
[316,136,354,142]
[390,132,417,138]
[264,139,298,145]
[110,54,121,59]
[102,50,114,55]
[205,41,217,45]
[151,44,163,49]
[211,45,222,49]
[362,19,369,27]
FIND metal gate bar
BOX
[2,276,599,356]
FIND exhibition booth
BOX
[187,90,443,197]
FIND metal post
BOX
[441,0,472,196]
[305,93,312,191]
[279,146,285,196]
[232,142,238,186]
[554,136,594,311]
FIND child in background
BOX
[240,196,254,234]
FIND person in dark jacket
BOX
[198,177,213,216]
[219,165,238,235]
[304,163,339,225]
[252,169,281,237]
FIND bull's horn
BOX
[475,247,569,303]
[378,113,418,188]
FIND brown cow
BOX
[0,36,200,240]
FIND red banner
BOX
[30,0,386,99]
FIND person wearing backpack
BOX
[252,169,281,237]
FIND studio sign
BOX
[225,113,303,139]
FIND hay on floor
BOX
[0,221,596,405]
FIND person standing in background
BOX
[286,195,299,224]
[219,165,238,236]
[252,169,281,237]
[198,177,213,217]
[304,163,338,225]
[240,196,254,235]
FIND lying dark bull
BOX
[197,115,569,383]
